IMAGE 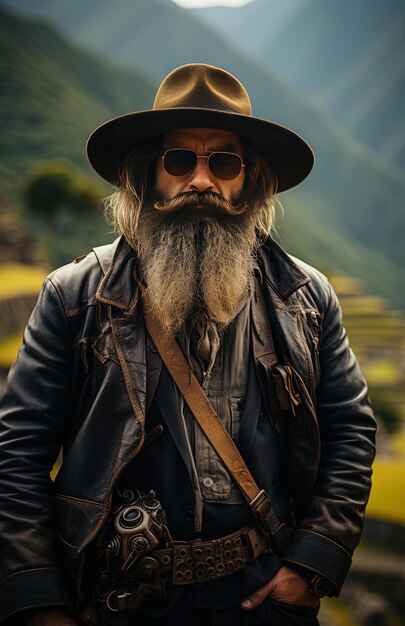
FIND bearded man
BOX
[0,64,376,626]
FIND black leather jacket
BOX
[0,236,376,622]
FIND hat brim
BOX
[86,107,314,193]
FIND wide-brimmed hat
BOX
[86,63,314,192]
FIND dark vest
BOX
[117,331,292,614]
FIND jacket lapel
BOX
[95,236,193,481]
[95,236,148,430]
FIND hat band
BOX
[154,103,247,115]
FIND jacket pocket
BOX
[54,494,107,553]
[91,323,119,365]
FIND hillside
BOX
[12,0,403,173]
[0,6,155,198]
[1,4,405,307]
[190,0,405,172]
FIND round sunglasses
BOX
[161,148,245,180]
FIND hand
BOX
[25,607,78,626]
[240,565,320,611]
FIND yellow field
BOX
[0,332,23,368]
[364,358,402,386]
[0,263,47,367]
[0,263,47,299]
[393,427,405,456]
[367,458,405,524]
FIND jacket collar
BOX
[257,237,310,301]
[96,235,311,311]
[96,236,141,312]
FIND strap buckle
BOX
[242,523,272,561]
[249,490,294,554]
[249,490,273,522]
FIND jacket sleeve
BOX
[0,279,73,622]
[282,280,377,593]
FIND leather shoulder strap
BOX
[141,285,260,504]
[251,279,278,367]
[141,285,292,552]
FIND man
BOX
[0,64,376,626]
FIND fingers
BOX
[240,567,322,612]
[241,579,274,610]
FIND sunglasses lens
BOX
[163,149,243,180]
[209,152,242,180]
[163,149,197,176]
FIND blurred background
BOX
[0,0,404,623]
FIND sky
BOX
[172,0,253,7]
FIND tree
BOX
[23,160,105,214]
[21,160,111,268]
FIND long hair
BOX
[103,134,280,243]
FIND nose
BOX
[187,156,215,192]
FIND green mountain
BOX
[0,6,156,265]
[1,3,405,308]
[190,0,405,172]
[0,5,155,198]
[7,0,403,168]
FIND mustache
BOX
[153,191,246,216]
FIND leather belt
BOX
[97,523,273,615]
[135,522,272,587]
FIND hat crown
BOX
[153,63,252,116]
